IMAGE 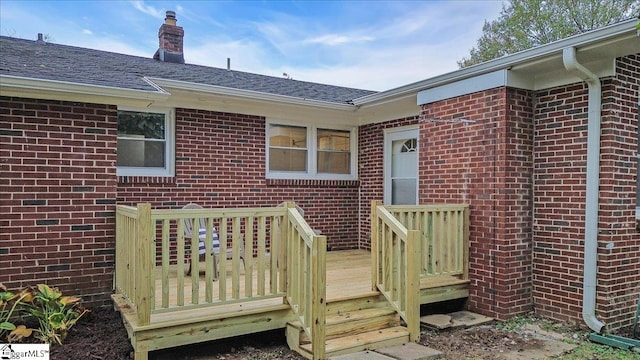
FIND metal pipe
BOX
[562,46,605,333]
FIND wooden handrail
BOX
[284,202,326,360]
[371,201,420,342]
[114,203,293,325]
[385,204,469,279]
[114,204,153,326]
[371,201,469,342]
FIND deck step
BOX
[299,307,400,343]
[299,326,410,357]
[288,305,409,359]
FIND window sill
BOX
[118,176,176,184]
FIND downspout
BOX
[562,47,606,333]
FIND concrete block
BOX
[329,350,395,360]
[376,342,443,360]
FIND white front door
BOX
[384,127,419,205]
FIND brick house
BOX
[1,12,638,334]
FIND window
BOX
[267,123,356,180]
[268,125,307,172]
[317,129,351,174]
[117,108,174,177]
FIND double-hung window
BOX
[267,122,356,180]
[116,108,175,177]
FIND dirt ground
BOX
[47,306,633,360]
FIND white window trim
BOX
[266,120,358,180]
[116,107,175,177]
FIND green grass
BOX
[554,343,640,359]
[495,314,536,331]
[496,314,640,359]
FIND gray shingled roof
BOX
[0,36,377,104]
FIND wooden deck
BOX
[114,202,470,359]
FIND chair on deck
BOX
[183,203,245,278]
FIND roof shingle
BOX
[0,36,376,104]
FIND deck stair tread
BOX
[296,307,400,343]
[326,307,398,326]
[289,298,409,358]
[299,326,410,355]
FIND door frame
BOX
[383,125,419,205]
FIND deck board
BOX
[153,249,374,310]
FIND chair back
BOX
[183,203,206,238]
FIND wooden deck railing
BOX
[385,204,469,279]
[284,202,327,360]
[370,201,420,342]
[115,203,153,325]
[114,203,294,326]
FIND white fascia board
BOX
[0,74,170,101]
[417,70,518,105]
[146,77,357,111]
[353,18,637,106]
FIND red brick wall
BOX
[117,108,360,250]
[597,54,640,330]
[0,97,118,306]
[357,116,419,248]
[533,54,640,329]
[533,82,589,324]
[419,87,534,320]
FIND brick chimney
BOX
[153,10,184,64]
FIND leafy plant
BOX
[22,284,89,345]
[458,0,639,67]
[555,342,637,359]
[0,283,34,342]
[496,314,536,332]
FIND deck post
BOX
[371,200,381,292]
[406,229,421,342]
[135,203,152,326]
[311,234,327,360]
[282,201,295,303]
[114,207,124,293]
[462,205,470,281]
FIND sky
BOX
[0,0,506,91]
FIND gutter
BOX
[562,47,605,334]
[146,77,357,111]
[0,74,170,101]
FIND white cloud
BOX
[303,34,374,46]
[82,29,93,35]
[186,36,272,72]
[74,37,151,58]
[130,0,164,19]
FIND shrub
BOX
[0,283,34,342]
[22,284,90,345]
